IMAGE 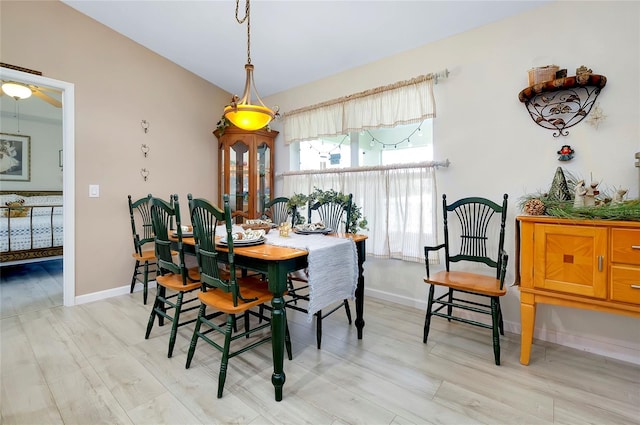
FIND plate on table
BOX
[218,229,266,246]
[172,231,194,238]
[293,223,333,235]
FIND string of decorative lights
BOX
[366,119,426,149]
[304,120,428,158]
[306,134,350,157]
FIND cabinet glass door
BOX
[230,140,249,216]
[256,142,271,216]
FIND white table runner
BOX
[264,231,358,322]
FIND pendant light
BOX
[223,0,278,131]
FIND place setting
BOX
[217,228,266,246]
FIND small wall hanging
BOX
[557,145,574,161]
[140,168,149,181]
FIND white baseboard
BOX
[75,280,156,305]
[365,287,640,365]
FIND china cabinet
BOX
[214,125,278,220]
[516,216,640,365]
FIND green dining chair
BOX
[423,194,509,365]
[185,193,292,398]
[128,194,157,305]
[262,196,296,226]
[146,194,201,358]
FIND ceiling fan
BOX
[0,80,62,108]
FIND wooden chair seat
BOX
[132,249,156,262]
[156,266,201,292]
[198,277,272,315]
[425,271,507,297]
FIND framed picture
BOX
[0,133,31,181]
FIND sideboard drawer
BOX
[611,229,640,265]
[610,265,640,305]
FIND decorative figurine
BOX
[557,145,574,161]
[549,167,572,201]
[573,180,587,208]
[584,180,600,207]
[613,188,628,205]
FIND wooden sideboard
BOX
[516,216,640,365]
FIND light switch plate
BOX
[89,184,100,198]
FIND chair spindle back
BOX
[308,193,353,233]
[443,194,508,278]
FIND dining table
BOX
[172,227,367,401]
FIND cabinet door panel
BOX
[533,224,607,298]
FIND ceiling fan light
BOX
[2,82,32,100]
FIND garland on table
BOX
[287,187,369,232]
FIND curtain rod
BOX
[277,159,450,178]
[282,69,449,118]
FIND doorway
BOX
[0,67,75,306]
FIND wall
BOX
[0,109,63,191]
[266,1,640,363]
[1,1,230,295]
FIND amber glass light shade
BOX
[223,64,276,131]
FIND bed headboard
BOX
[0,190,63,196]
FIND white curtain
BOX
[283,74,436,145]
[283,164,438,262]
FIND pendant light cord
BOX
[235,0,251,64]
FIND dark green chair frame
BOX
[423,194,509,365]
[262,196,296,227]
[128,194,157,304]
[185,193,292,398]
[145,194,201,358]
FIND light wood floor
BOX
[1,260,639,424]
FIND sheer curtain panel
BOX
[283,164,438,262]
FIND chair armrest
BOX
[424,244,445,278]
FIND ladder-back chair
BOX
[128,194,156,304]
[146,194,201,358]
[423,194,509,365]
[185,194,292,398]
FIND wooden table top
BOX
[171,231,366,262]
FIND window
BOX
[298,121,433,170]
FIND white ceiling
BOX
[61,0,548,98]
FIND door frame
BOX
[0,67,75,306]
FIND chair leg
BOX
[285,314,293,361]
[343,299,352,324]
[316,310,322,349]
[186,304,206,369]
[142,260,149,305]
[130,260,140,294]
[158,286,166,327]
[217,315,234,398]
[423,284,436,343]
[497,299,505,336]
[491,296,501,365]
[446,288,454,321]
[145,288,161,339]
[167,292,184,358]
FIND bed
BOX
[0,190,63,263]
